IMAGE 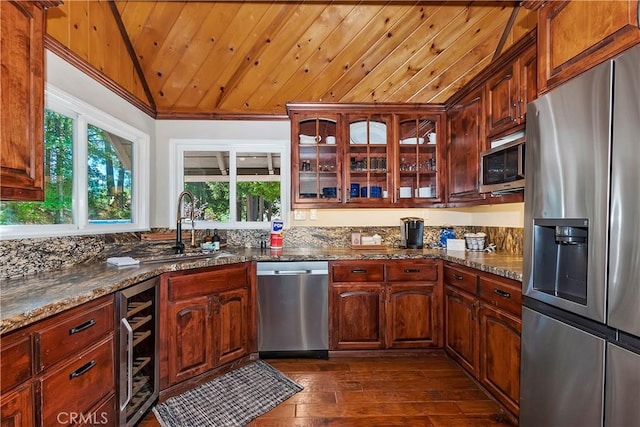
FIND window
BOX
[172,140,289,229]
[0,85,150,239]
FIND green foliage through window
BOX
[0,110,74,225]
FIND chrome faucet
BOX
[175,190,196,254]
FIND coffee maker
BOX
[400,217,424,249]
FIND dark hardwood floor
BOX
[140,352,516,426]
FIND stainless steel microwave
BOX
[479,136,525,193]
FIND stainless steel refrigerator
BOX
[521,44,640,426]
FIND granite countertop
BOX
[0,244,523,336]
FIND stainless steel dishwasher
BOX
[256,261,329,358]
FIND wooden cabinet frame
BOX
[329,259,443,351]
[0,1,61,201]
[443,262,522,417]
[288,103,446,209]
[160,262,255,391]
[537,0,640,94]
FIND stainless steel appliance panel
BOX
[520,307,606,427]
[605,343,640,426]
[257,261,328,353]
[608,44,640,337]
[524,60,612,322]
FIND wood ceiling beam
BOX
[492,2,521,61]
[107,0,157,112]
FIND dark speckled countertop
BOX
[0,245,522,335]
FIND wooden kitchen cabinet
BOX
[289,110,343,207]
[331,283,385,350]
[287,103,446,208]
[0,382,34,427]
[330,259,442,351]
[0,294,117,427]
[0,329,34,427]
[485,44,537,138]
[445,285,479,376]
[161,262,254,389]
[0,0,60,201]
[395,113,446,206]
[443,262,522,417]
[214,286,250,367]
[537,0,640,94]
[479,302,521,417]
[446,87,486,206]
[166,296,213,384]
[344,113,393,207]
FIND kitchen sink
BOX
[139,251,234,264]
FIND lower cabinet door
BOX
[167,296,213,385]
[387,284,439,349]
[0,382,34,427]
[330,284,385,350]
[478,303,521,416]
[444,286,478,375]
[40,336,115,426]
[214,287,250,366]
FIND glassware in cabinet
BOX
[346,115,391,203]
[397,117,440,201]
[294,116,341,204]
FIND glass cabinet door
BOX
[294,116,341,205]
[397,116,440,202]
[346,114,391,205]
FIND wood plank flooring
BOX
[140,352,517,426]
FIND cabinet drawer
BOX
[37,297,114,371]
[77,395,117,427]
[479,276,522,316]
[331,263,384,283]
[0,331,32,393]
[387,260,438,282]
[169,265,248,300]
[41,336,115,427]
[444,264,478,294]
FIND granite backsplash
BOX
[0,226,523,279]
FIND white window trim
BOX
[0,84,150,240]
[170,138,290,230]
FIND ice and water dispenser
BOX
[532,218,589,305]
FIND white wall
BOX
[290,203,524,228]
[154,120,291,227]
[47,51,524,230]
[46,51,155,137]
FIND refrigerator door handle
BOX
[120,317,133,412]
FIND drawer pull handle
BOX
[404,269,421,273]
[69,359,96,379]
[453,274,464,280]
[494,289,511,298]
[69,319,96,335]
[351,269,367,273]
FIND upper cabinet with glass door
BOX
[345,114,392,206]
[290,111,341,207]
[395,112,446,206]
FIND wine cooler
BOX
[117,276,159,426]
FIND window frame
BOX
[0,84,150,239]
[170,138,290,230]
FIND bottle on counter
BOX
[212,229,221,250]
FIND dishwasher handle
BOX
[260,269,328,275]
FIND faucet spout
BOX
[175,190,195,254]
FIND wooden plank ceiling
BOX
[47,1,536,117]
